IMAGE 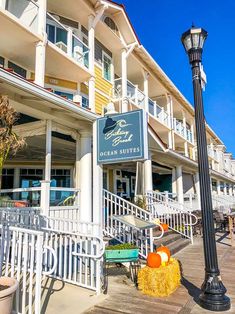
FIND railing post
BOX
[189,214,193,244]
[67,27,73,58]
[40,180,50,216]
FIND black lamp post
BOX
[181,26,230,311]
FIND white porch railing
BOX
[103,189,163,258]
[145,191,198,244]
[148,98,170,128]
[173,118,193,143]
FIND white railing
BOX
[114,78,145,108]
[173,118,193,143]
[0,225,44,314]
[46,12,89,68]
[4,0,39,33]
[103,189,163,258]
[42,228,104,293]
[145,191,197,244]
[148,98,170,128]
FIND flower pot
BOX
[0,277,18,314]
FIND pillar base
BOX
[199,273,230,312]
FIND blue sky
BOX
[118,0,235,154]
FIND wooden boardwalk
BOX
[86,232,235,314]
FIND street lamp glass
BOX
[181,27,207,53]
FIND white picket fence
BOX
[145,191,198,244]
[103,189,163,258]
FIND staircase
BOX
[153,229,190,255]
[103,189,197,258]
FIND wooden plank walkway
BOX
[85,232,235,314]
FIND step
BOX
[168,237,191,256]
[154,232,182,247]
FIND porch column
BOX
[88,15,95,112]
[0,0,6,9]
[183,116,188,157]
[79,131,92,222]
[223,183,227,195]
[167,95,174,149]
[75,137,80,189]
[13,168,20,200]
[41,120,51,215]
[144,153,153,194]
[143,71,149,112]
[229,184,233,196]
[34,0,47,86]
[92,121,103,237]
[172,168,177,194]
[121,48,128,113]
[216,180,221,195]
[176,165,184,204]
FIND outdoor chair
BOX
[213,211,227,231]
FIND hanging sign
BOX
[97,110,148,164]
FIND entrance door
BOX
[121,178,130,199]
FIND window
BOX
[8,61,26,78]
[82,96,89,109]
[102,52,112,82]
[46,22,67,51]
[0,56,4,67]
[103,16,119,36]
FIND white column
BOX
[45,120,52,181]
[92,121,103,237]
[75,137,80,189]
[13,168,20,200]
[217,180,221,195]
[0,0,6,9]
[167,99,173,149]
[41,120,51,216]
[34,0,47,86]
[121,48,128,113]
[229,184,233,196]
[79,131,92,222]
[223,183,227,195]
[176,165,184,204]
[183,116,188,157]
[88,15,95,112]
[67,27,73,58]
[143,71,149,112]
[191,123,195,145]
[172,168,177,194]
[143,153,153,194]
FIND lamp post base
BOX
[199,293,230,312]
[199,273,231,311]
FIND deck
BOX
[85,232,235,314]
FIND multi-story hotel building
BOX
[0,0,235,308]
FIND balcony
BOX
[148,98,170,128]
[46,13,89,69]
[173,118,193,144]
[114,78,170,128]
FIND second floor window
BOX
[102,52,112,82]
[46,23,67,49]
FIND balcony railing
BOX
[46,13,89,68]
[173,118,193,143]
[148,98,170,127]
[114,78,145,108]
[4,0,39,33]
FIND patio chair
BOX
[213,211,227,231]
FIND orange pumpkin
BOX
[156,246,171,262]
[147,252,162,268]
[160,223,169,231]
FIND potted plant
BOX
[105,243,139,262]
[0,277,18,314]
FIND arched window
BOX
[103,16,119,36]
